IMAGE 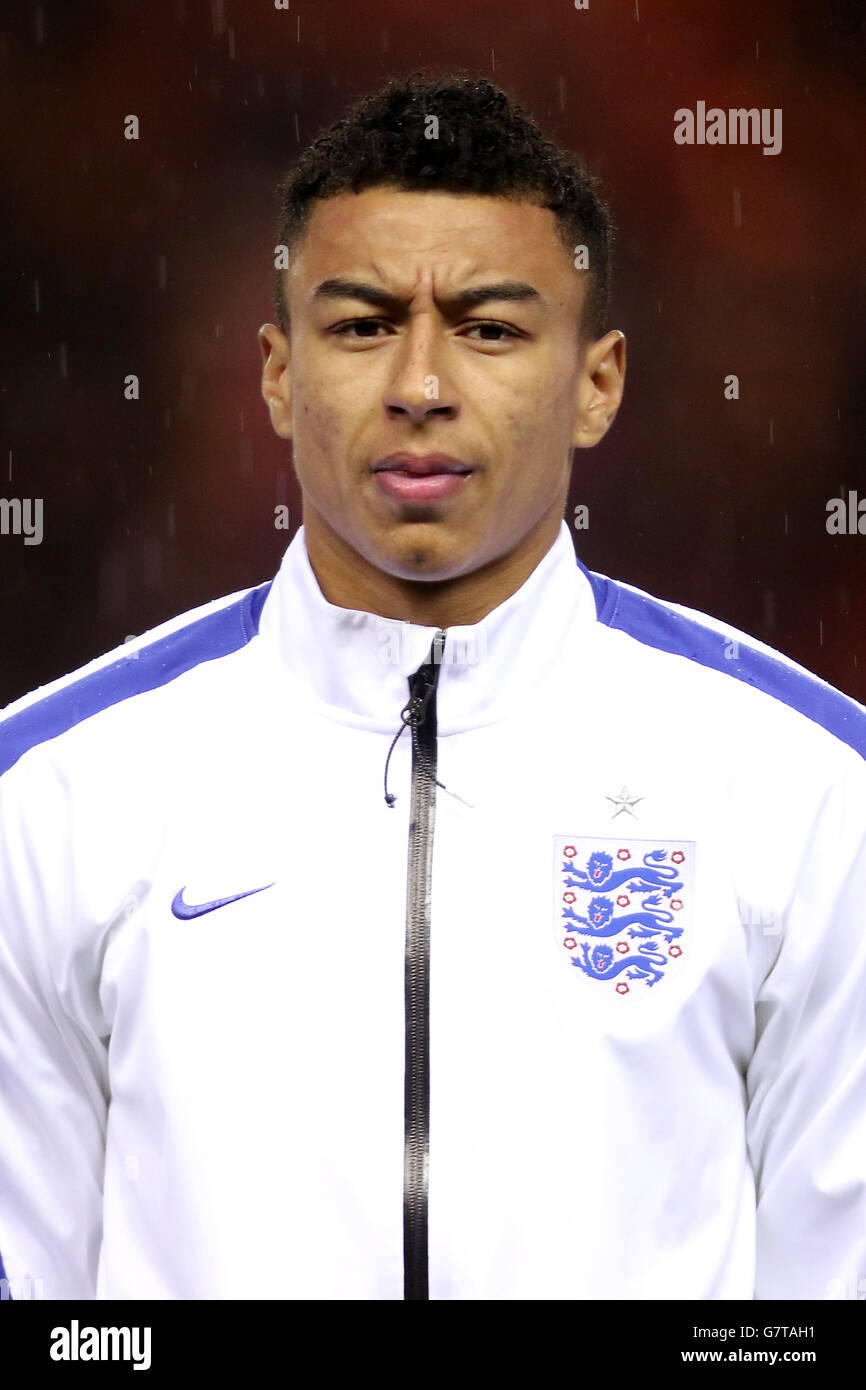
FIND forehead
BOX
[289,187,578,303]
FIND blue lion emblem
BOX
[562,893,682,943]
[565,849,683,895]
[571,940,669,987]
[558,841,690,994]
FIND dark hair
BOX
[272,70,614,341]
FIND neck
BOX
[300,503,565,629]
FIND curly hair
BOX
[273,70,614,341]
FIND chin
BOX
[374,525,468,581]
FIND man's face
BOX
[260,187,624,587]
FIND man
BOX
[1,73,864,1302]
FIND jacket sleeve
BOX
[0,747,108,1300]
[747,754,866,1299]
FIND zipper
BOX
[403,629,446,1301]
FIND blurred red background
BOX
[1,0,864,705]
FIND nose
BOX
[383,316,457,424]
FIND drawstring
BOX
[384,632,474,809]
[382,683,443,807]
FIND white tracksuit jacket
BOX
[1,519,865,1301]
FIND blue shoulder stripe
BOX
[0,581,272,779]
[580,562,866,760]
[0,1242,9,1298]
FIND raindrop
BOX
[143,536,162,588]
[99,552,129,620]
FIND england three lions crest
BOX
[553,836,695,997]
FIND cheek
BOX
[290,397,367,508]
[293,354,364,445]
[498,403,560,457]
[294,396,345,461]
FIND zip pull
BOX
[384,630,464,808]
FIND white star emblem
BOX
[606,785,644,819]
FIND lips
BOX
[373,453,474,477]
[372,456,474,504]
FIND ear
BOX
[571,330,626,449]
[258,323,292,440]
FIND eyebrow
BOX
[310,277,546,313]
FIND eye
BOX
[329,318,524,342]
[330,318,393,338]
[461,321,522,341]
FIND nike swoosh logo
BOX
[171,883,274,920]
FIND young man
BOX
[1,73,864,1302]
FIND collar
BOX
[257,520,598,734]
